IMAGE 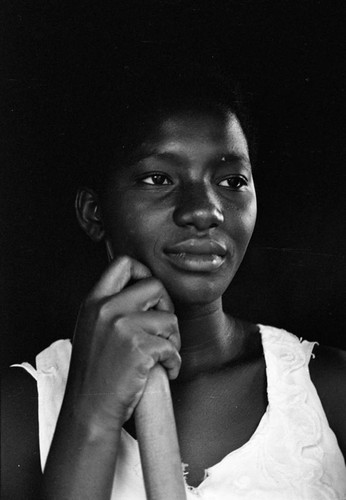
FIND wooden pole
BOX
[135,365,187,500]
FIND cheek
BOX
[242,200,257,238]
[224,196,257,243]
[106,204,162,258]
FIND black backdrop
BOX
[3,0,346,371]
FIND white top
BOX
[14,325,346,499]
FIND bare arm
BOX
[41,256,181,499]
[309,344,346,458]
[41,391,123,499]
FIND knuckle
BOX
[142,355,155,373]
[95,299,111,322]
[136,363,150,379]
[170,313,179,329]
[90,295,118,324]
[113,314,130,332]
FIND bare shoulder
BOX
[1,367,41,499]
[309,344,346,457]
[309,344,346,402]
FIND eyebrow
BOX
[129,150,252,170]
[218,153,252,170]
[130,150,183,164]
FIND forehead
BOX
[135,110,250,160]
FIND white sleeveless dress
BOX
[14,325,346,499]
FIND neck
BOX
[174,299,243,380]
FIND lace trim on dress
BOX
[11,325,346,499]
[257,326,343,499]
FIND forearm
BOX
[39,257,181,499]
[41,394,123,500]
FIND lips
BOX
[164,239,227,272]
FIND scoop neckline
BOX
[123,324,270,491]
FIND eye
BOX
[139,173,172,185]
[218,176,248,190]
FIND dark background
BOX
[3,0,346,371]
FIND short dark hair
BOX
[74,62,257,192]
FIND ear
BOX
[75,188,105,242]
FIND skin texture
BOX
[100,111,257,309]
[43,110,260,496]
[2,108,346,499]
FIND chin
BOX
[160,273,232,308]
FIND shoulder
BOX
[309,344,346,406]
[309,344,346,458]
[1,367,41,499]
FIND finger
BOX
[105,277,174,315]
[143,335,182,380]
[91,256,152,300]
[116,311,181,351]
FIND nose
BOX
[173,182,224,231]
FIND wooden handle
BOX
[135,365,187,500]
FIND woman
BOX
[2,68,346,499]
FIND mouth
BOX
[164,239,227,273]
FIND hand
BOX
[65,256,181,431]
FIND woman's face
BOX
[101,109,257,306]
